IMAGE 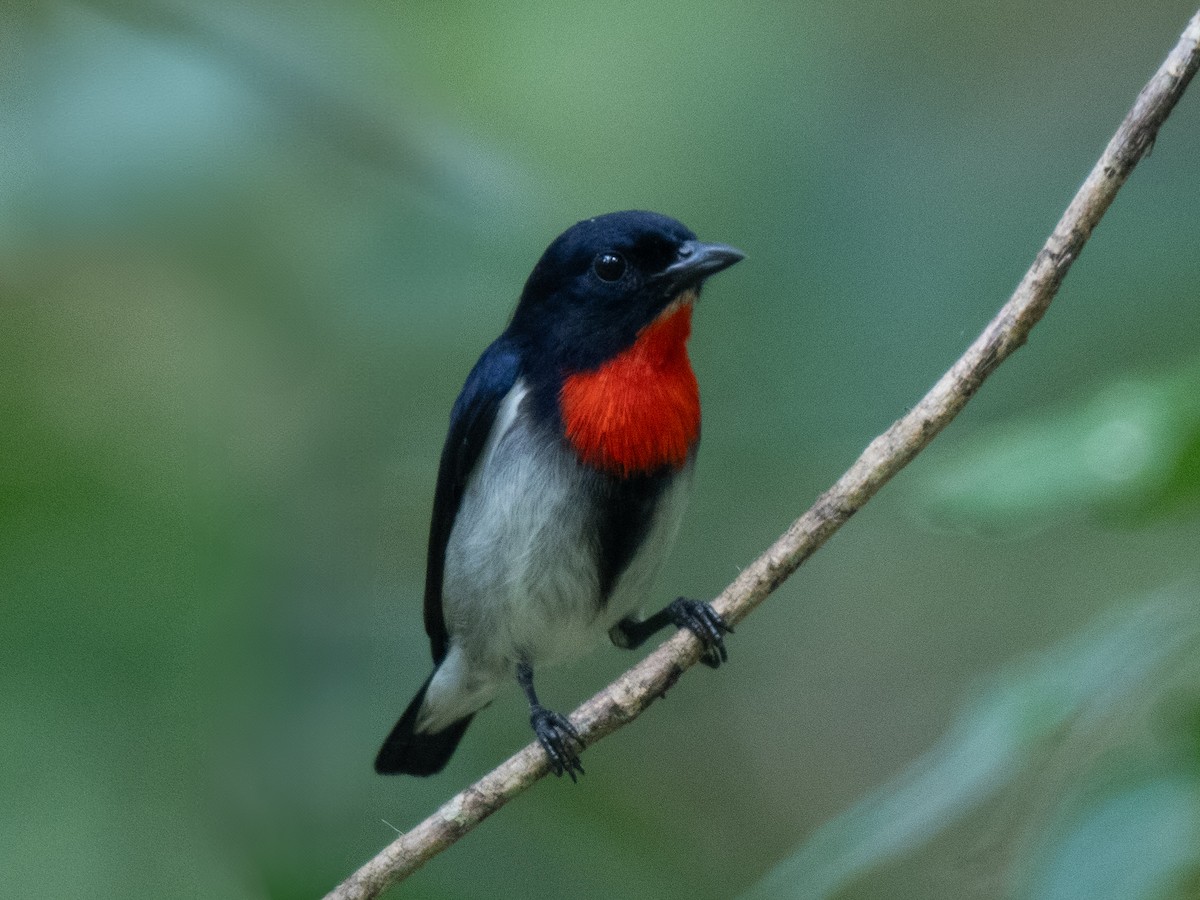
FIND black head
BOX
[506,210,744,373]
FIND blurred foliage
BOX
[743,594,1200,899]
[915,358,1200,531]
[3,1,1200,899]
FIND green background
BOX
[3,2,1200,898]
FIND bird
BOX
[375,210,745,780]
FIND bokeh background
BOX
[4,2,1200,898]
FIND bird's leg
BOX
[516,660,584,781]
[609,597,733,669]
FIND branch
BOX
[326,12,1200,899]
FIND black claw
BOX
[530,705,585,781]
[668,598,732,669]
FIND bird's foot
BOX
[668,597,733,669]
[530,705,585,782]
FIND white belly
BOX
[441,379,692,673]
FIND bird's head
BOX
[508,210,744,372]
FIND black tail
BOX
[374,674,474,776]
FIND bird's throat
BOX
[560,299,701,476]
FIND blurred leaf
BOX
[914,358,1200,531]
[1021,775,1200,900]
[741,594,1200,900]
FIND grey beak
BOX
[662,240,746,287]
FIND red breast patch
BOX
[559,300,701,476]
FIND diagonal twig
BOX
[326,11,1200,899]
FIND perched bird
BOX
[375,210,744,779]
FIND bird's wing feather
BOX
[424,338,522,663]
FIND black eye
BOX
[593,252,626,282]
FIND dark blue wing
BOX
[423,338,522,663]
